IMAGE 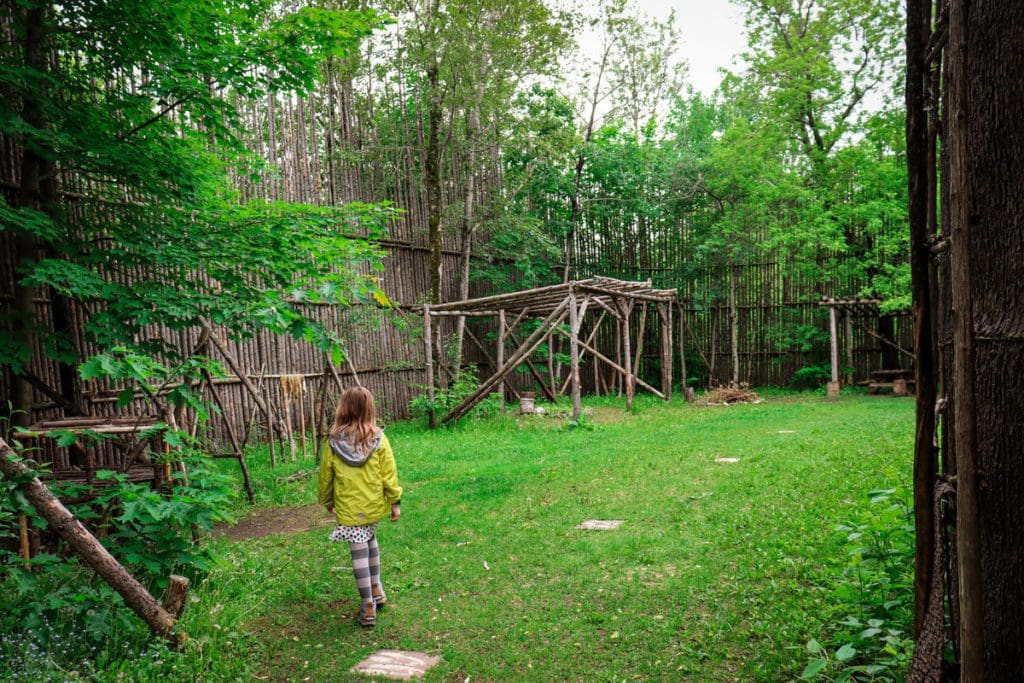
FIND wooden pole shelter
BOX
[818,298,894,396]
[0,438,188,645]
[422,279,675,424]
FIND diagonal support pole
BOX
[443,298,570,423]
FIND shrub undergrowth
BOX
[801,488,915,681]
[0,451,234,681]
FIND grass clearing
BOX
[173,391,913,681]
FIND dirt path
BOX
[214,504,333,541]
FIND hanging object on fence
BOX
[279,374,307,461]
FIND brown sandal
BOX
[358,599,376,628]
[372,582,387,608]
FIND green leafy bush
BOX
[791,363,833,390]
[0,449,235,680]
[409,364,501,423]
[801,488,915,681]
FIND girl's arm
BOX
[317,441,335,509]
[378,433,403,506]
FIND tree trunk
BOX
[454,77,486,368]
[9,4,55,430]
[946,0,1024,676]
[425,59,444,305]
[565,42,612,283]
[729,268,739,387]
[906,0,937,643]
[0,438,185,644]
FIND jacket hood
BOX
[329,429,382,466]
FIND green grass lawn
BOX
[168,391,912,681]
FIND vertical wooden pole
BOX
[678,302,690,400]
[568,291,582,421]
[845,311,854,384]
[282,390,296,462]
[19,514,31,570]
[828,302,841,397]
[615,316,623,397]
[497,309,506,413]
[424,306,436,428]
[948,0,982,671]
[829,303,840,383]
[730,268,740,387]
[298,380,308,459]
[632,303,648,383]
[906,0,938,649]
[622,300,634,410]
[659,303,672,401]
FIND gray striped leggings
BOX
[349,536,381,602]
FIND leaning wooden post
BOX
[497,308,506,413]
[203,374,255,504]
[0,438,187,644]
[424,306,436,428]
[205,329,288,459]
[828,301,841,397]
[568,289,582,421]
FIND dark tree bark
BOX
[9,4,56,429]
[946,0,1024,676]
[906,0,937,641]
[425,59,443,305]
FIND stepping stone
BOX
[576,519,624,530]
[351,650,440,680]
[715,457,740,463]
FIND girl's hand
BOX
[390,504,401,522]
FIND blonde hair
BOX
[330,386,378,455]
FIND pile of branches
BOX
[699,384,762,406]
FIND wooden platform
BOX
[868,381,916,395]
[18,415,167,497]
[868,368,915,395]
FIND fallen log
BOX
[0,437,187,645]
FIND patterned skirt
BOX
[328,522,379,544]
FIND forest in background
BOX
[230,0,910,387]
[1,0,909,431]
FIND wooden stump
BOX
[827,381,841,397]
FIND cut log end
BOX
[161,574,190,618]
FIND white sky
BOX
[634,0,748,95]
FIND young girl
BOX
[318,386,402,628]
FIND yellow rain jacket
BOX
[317,430,402,526]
